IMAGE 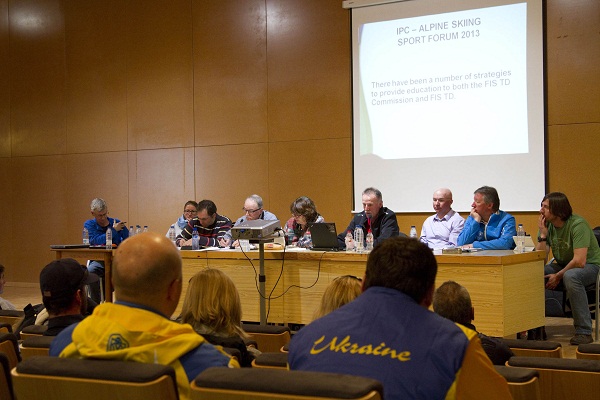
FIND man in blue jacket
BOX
[457,186,516,250]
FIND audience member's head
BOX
[243,194,264,221]
[196,199,218,228]
[180,268,246,338]
[432,280,474,326]
[290,196,319,228]
[40,258,96,317]
[364,236,437,306]
[362,187,383,219]
[313,275,362,320]
[542,192,573,222]
[112,232,183,317]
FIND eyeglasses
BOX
[243,208,261,214]
[183,209,198,214]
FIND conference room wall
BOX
[0,0,598,284]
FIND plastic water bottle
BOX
[516,224,525,253]
[409,226,417,238]
[82,227,89,245]
[354,226,364,252]
[366,229,374,252]
[168,225,176,245]
[105,227,112,249]
[345,230,355,252]
[143,225,148,233]
[129,225,135,236]
[192,227,200,250]
[287,227,295,246]
[136,225,142,235]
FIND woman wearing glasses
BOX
[285,196,325,248]
[166,200,198,238]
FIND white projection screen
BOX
[344,0,546,213]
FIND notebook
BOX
[512,235,536,251]
[309,222,341,251]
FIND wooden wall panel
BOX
[193,0,268,146]
[0,158,12,271]
[130,148,196,236]
[65,152,129,244]
[9,0,66,157]
[64,0,128,153]
[126,0,194,150]
[547,123,600,224]
[269,138,352,232]
[0,0,8,157]
[267,0,351,143]
[9,155,67,282]
[194,143,270,223]
[546,0,600,125]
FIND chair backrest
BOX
[12,356,179,400]
[0,311,24,335]
[0,352,15,400]
[507,356,600,400]
[576,343,600,360]
[241,324,291,353]
[251,352,288,370]
[19,324,48,341]
[191,367,383,400]
[0,333,21,369]
[500,338,562,358]
[0,323,12,335]
[20,336,54,361]
[494,365,541,400]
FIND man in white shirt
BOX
[420,188,465,249]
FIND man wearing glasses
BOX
[219,194,278,248]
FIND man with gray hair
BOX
[219,194,278,248]
[84,198,129,302]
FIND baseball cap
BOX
[40,258,98,300]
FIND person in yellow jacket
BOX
[50,232,238,400]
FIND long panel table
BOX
[179,249,545,337]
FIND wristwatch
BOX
[537,236,547,242]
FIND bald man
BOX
[420,188,465,249]
[50,232,238,400]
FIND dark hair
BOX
[363,187,382,201]
[364,237,437,303]
[197,199,217,215]
[432,281,472,326]
[543,192,573,221]
[0,264,4,275]
[43,284,86,315]
[183,200,199,211]
[290,196,319,224]
[474,186,500,212]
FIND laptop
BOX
[50,244,92,249]
[309,222,341,251]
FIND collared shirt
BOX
[457,210,516,250]
[420,209,465,249]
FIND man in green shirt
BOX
[537,192,600,345]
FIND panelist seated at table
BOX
[337,187,400,249]
[457,186,516,250]
[284,196,324,248]
[165,200,198,238]
[85,197,129,247]
[420,188,465,249]
[176,199,232,248]
[219,194,278,248]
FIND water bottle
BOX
[366,229,374,252]
[129,225,135,236]
[143,225,148,233]
[105,227,112,249]
[516,224,525,253]
[354,226,364,252]
[192,227,200,250]
[168,225,176,245]
[82,227,89,245]
[287,227,295,246]
[409,225,417,238]
[345,230,355,252]
[136,225,142,235]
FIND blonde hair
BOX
[313,275,362,320]
[181,268,247,338]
